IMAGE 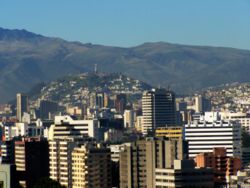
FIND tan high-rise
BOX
[72,144,112,188]
[119,137,183,188]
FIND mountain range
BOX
[1,27,250,103]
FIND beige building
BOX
[119,137,184,188]
[155,160,214,188]
[71,144,112,188]
[135,116,143,132]
[123,109,136,128]
[49,138,83,188]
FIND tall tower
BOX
[142,89,176,135]
[16,93,29,122]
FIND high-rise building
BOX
[123,109,136,128]
[71,143,112,188]
[39,100,58,120]
[14,137,49,188]
[49,138,83,188]
[135,116,143,132]
[104,93,110,108]
[194,95,211,113]
[185,112,241,158]
[90,92,104,109]
[114,94,127,114]
[16,93,29,122]
[119,137,183,188]
[142,89,176,135]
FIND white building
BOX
[185,112,241,158]
[4,122,44,140]
[123,109,136,128]
[220,112,250,133]
[48,115,99,141]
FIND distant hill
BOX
[29,72,151,105]
[1,27,250,103]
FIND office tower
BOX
[142,89,176,135]
[39,100,58,120]
[119,137,183,188]
[114,94,127,114]
[123,109,135,128]
[49,138,83,188]
[16,93,29,122]
[185,112,241,158]
[194,95,211,113]
[89,92,104,109]
[14,138,49,188]
[195,147,241,186]
[155,160,214,188]
[71,144,112,188]
[48,115,99,140]
[104,93,110,108]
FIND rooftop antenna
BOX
[167,84,171,91]
[94,64,98,74]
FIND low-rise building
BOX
[155,160,214,188]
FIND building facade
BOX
[119,138,183,188]
[185,114,241,158]
[155,160,214,188]
[16,93,29,122]
[195,147,241,186]
[48,115,99,140]
[14,138,49,188]
[142,89,176,135]
[71,144,112,188]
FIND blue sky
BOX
[0,0,250,49]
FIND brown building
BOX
[114,94,127,114]
[119,137,184,188]
[15,137,49,188]
[195,147,241,186]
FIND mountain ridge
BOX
[1,28,250,103]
